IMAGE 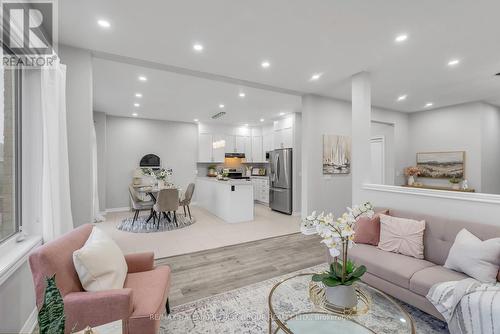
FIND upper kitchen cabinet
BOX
[235,135,251,158]
[212,134,227,162]
[198,133,214,162]
[251,136,264,162]
[273,116,294,149]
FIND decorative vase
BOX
[325,285,357,308]
[451,183,460,190]
[158,180,165,188]
[407,175,415,186]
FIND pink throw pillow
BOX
[353,210,388,246]
[378,214,426,259]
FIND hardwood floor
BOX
[155,232,325,306]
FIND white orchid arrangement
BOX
[302,202,374,287]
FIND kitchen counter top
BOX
[197,177,253,185]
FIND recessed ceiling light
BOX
[193,118,199,122]
[219,104,225,108]
[97,19,111,28]
[424,102,434,108]
[260,118,265,122]
[135,93,142,98]
[193,43,204,52]
[395,34,408,43]
[132,113,138,117]
[134,103,140,107]
[261,61,271,68]
[397,94,407,102]
[239,92,246,98]
[448,59,460,66]
[310,73,323,81]
[138,76,147,82]
[279,112,285,116]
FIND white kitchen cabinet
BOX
[263,133,273,154]
[212,134,226,162]
[251,136,263,162]
[225,135,236,153]
[235,135,251,159]
[198,133,213,162]
[252,177,269,204]
[282,127,293,149]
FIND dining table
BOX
[131,183,183,222]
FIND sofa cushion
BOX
[353,210,388,246]
[444,229,500,283]
[124,266,171,317]
[378,214,425,259]
[410,266,468,296]
[349,244,435,289]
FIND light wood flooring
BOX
[156,232,325,306]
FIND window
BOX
[0,65,22,243]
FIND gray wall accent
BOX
[0,261,36,333]
[408,102,483,191]
[481,104,500,194]
[301,94,353,217]
[59,45,94,226]
[105,115,198,209]
[93,111,107,212]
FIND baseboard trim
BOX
[105,207,130,213]
[19,307,37,334]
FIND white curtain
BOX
[40,61,74,242]
[91,125,104,223]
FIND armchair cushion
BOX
[125,252,154,273]
[73,227,128,292]
[64,288,133,333]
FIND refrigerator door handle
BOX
[276,155,280,182]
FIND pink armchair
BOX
[28,224,171,334]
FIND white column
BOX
[351,72,371,203]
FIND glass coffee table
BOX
[268,273,415,334]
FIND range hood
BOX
[225,153,245,158]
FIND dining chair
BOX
[179,183,195,220]
[129,185,154,225]
[153,188,179,228]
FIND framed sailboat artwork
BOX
[323,134,351,174]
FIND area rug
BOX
[160,264,449,334]
[117,213,195,233]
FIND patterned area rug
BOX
[160,264,449,334]
[117,213,195,233]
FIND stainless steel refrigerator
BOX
[269,148,292,214]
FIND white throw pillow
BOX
[73,227,128,291]
[444,228,500,283]
[378,214,426,259]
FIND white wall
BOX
[104,115,198,209]
[59,45,94,226]
[370,122,395,185]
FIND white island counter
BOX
[195,177,254,223]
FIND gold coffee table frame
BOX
[268,273,416,334]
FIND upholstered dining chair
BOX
[129,185,154,225]
[179,183,195,220]
[153,188,179,227]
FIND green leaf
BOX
[322,277,342,287]
[312,273,328,282]
[345,260,355,274]
[330,261,343,276]
[352,265,367,278]
[38,275,65,334]
[343,277,361,286]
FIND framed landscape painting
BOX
[323,135,351,174]
[416,151,465,179]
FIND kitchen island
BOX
[195,177,254,223]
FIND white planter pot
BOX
[407,175,415,186]
[325,285,357,308]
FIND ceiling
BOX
[92,58,301,124]
[59,0,500,121]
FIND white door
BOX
[198,134,213,162]
[370,137,385,184]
